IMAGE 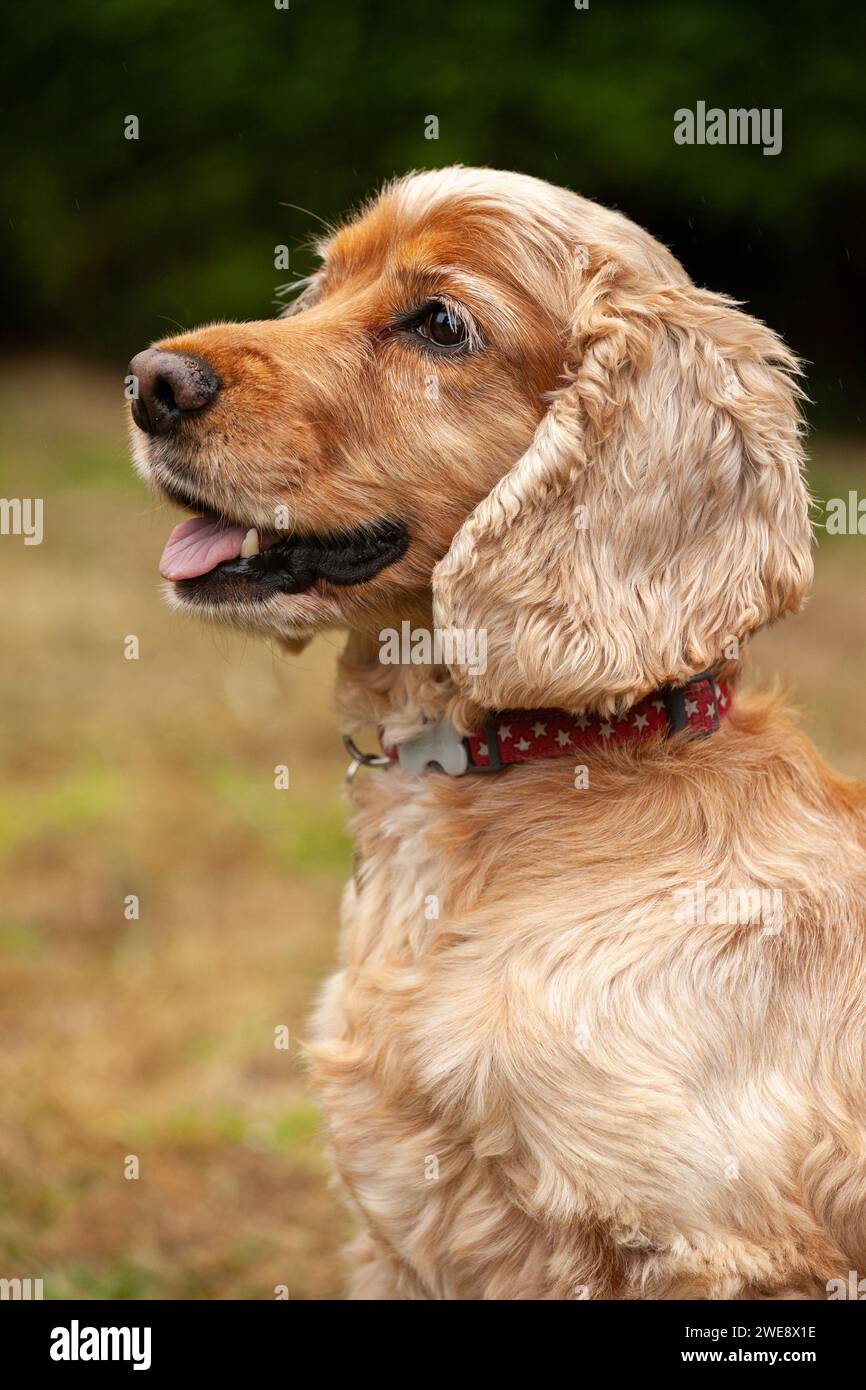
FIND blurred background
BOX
[0,0,864,1299]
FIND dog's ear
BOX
[433,256,813,721]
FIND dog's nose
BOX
[127,349,221,435]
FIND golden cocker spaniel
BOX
[130,167,866,1300]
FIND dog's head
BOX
[130,166,812,716]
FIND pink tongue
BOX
[159,515,248,580]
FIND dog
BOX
[130,166,866,1299]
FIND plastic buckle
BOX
[395,719,470,776]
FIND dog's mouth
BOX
[156,481,409,604]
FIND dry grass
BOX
[0,359,863,1300]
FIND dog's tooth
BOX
[241,527,260,558]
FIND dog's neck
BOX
[333,620,740,752]
[335,623,461,746]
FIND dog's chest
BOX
[312,773,459,1042]
[305,759,828,1297]
[307,769,656,1291]
[309,773,569,1293]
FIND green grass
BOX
[205,762,353,874]
[0,767,122,857]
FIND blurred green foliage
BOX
[2,0,864,424]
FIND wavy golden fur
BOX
[133,167,866,1299]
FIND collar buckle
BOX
[661,671,720,737]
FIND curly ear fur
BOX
[434,254,814,722]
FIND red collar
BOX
[370,673,732,777]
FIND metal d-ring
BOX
[342,733,393,782]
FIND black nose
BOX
[127,349,221,435]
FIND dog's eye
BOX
[416,303,469,349]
